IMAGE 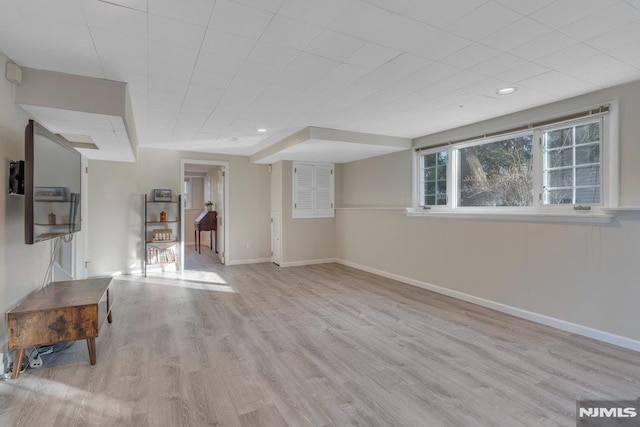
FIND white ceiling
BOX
[2,0,640,160]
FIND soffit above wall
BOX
[16,68,137,162]
[250,126,412,164]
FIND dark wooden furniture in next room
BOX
[195,210,217,254]
[6,277,113,379]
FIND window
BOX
[293,162,334,218]
[458,134,533,207]
[415,106,614,215]
[420,150,448,206]
[542,119,601,205]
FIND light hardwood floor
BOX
[2,259,640,426]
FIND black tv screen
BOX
[25,120,82,244]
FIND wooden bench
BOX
[7,277,113,379]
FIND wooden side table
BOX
[7,277,113,379]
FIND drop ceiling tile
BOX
[278,0,348,27]
[558,54,640,86]
[378,54,432,77]
[559,2,640,41]
[82,0,147,38]
[480,18,553,51]
[149,60,194,82]
[149,77,189,95]
[275,52,339,90]
[91,28,147,58]
[328,1,398,40]
[0,8,29,35]
[304,30,365,62]
[356,69,403,90]
[322,84,379,109]
[209,0,273,39]
[183,84,225,109]
[237,61,283,82]
[584,20,640,51]
[439,70,487,90]
[149,41,199,68]
[260,14,323,50]
[536,43,601,70]
[325,63,372,85]
[518,70,597,95]
[29,18,95,51]
[442,43,501,69]
[248,41,300,68]
[148,14,206,49]
[201,28,258,58]
[609,40,640,61]
[346,43,401,69]
[190,69,234,89]
[232,0,284,13]
[461,76,514,98]
[362,0,487,28]
[196,50,246,75]
[447,1,523,40]
[148,0,215,26]
[493,0,556,15]
[509,32,575,61]
[18,0,86,25]
[401,62,462,88]
[529,0,620,29]
[470,53,526,77]
[494,62,550,83]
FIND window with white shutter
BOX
[293,162,334,218]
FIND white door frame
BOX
[180,159,230,268]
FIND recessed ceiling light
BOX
[497,87,517,95]
[257,128,268,133]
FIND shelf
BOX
[146,221,179,224]
[144,193,181,277]
[147,240,179,244]
[146,200,179,204]
[35,200,73,203]
[145,261,178,266]
[35,223,72,226]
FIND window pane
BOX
[458,135,533,207]
[576,165,600,186]
[576,187,600,204]
[547,148,573,168]
[424,167,435,181]
[548,168,573,187]
[576,122,599,144]
[421,150,448,206]
[546,189,574,204]
[575,144,599,165]
[546,128,573,149]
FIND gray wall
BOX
[336,80,640,343]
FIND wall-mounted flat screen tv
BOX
[25,120,81,244]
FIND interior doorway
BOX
[180,159,229,272]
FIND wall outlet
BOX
[246,241,252,249]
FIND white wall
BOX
[0,53,52,350]
[87,148,270,275]
[336,80,640,344]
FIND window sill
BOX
[405,208,613,224]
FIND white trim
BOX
[180,159,230,266]
[336,206,406,211]
[225,258,271,266]
[405,208,613,224]
[278,258,337,267]
[335,259,640,353]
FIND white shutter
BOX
[314,165,334,216]
[293,163,314,218]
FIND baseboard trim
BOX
[225,258,271,266]
[278,258,337,268]
[335,259,640,353]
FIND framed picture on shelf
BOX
[34,186,67,201]
[153,189,172,202]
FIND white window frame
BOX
[292,161,335,219]
[410,102,619,222]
